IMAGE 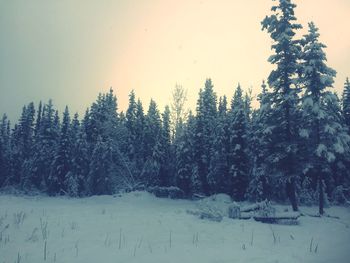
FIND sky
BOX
[1,0,350,121]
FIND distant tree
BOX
[159,105,173,186]
[143,99,162,186]
[171,84,188,140]
[48,106,72,195]
[175,112,197,195]
[194,79,217,195]
[228,85,250,200]
[88,136,114,195]
[208,96,229,194]
[29,100,59,190]
[343,78,350,131]
[0,114,11,187]
[10,102,35,187]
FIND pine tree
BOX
[126,90,137,161]
[48,106,72,195]
[300,22,350,214]
[0,114,11,187]
[228,85,250,200]
[262,0,302,211]
[30,100,59,190]
[88,136,114,195]
[143,99,162,186]
[69,113,89,196]
[343,78,350,131]
[159,105,172,186]
[247,81,275,201]
[194,79,217,194]
[175,112,197,196]
[208,96,229,194]
[10,102,35,187]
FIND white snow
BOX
[1,192,350,263]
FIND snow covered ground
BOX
[1,191,349,263]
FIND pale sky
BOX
[1,0,349,121]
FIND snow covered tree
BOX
[48,106,72,195]
[262,0,302,211]
[228,85,250,200]
[68,113,89,196]
[158,105,173,186]
[247,81,278,201]
[299,22,350,214]
[194,79,217,194]
[29,100,60,190]
[343,78,350,131]
[0,114,11,187]
[126,90,137,161]
[175,112,198,196]
[208,96,229,194]
[10,102,35,187]
[142,99,162,186]
[88,136,114,195]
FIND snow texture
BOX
[1,192,349,263]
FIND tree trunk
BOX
[319,174,324,215]
[286,177,298,211]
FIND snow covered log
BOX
[253,212,300,224]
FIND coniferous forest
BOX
[1,0,350,215]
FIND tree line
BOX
[0,0,350,214]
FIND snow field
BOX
[1,191,349,263]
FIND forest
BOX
[1,0,350,215]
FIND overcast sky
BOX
[1,0,349,121]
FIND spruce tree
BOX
[228,85,250,200]
[159,105,172,186]
[143,99,162,186]
[175,112,197,196]
[247,81,275,201]
[300,23,350,214]
[48,106,72,195]
[0,114,11,187]
[30,100,59,190]
[194,79,217,194]
[262,0,302,211]
[10,102,35,187]
[69,113,89,196]
[208,96,229,194]
[343,78,350,131]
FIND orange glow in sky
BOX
[0,0,349,120]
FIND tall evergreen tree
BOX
[30,100,59,190]
[159,105,172,186]
[11,102,35,187]
[0,114,11,187]
[343,78,350,131]
[69,113,89,196]
[262,0,302,211]
[48,106,72,195]
[208,96,229,194]
[143,99,162,186]
[247,81,275,201]
[300,22,350,214]
[194,79,217,194]
[228,85,250,200]
[175,112,198,196]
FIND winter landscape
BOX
[1,0,350,262]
